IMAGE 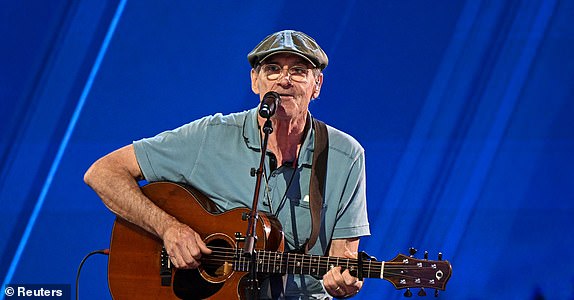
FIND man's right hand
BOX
[162,222,212,269]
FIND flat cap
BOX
[247,30,329,70]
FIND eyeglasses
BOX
[260,63,313,83]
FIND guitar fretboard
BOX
[204,247,384,279]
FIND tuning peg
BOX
[409,247,417,257]
[404,288,412,297]
[438,252,443,261]
[418,288,427,296]
[434,289,439,297]
[424,251,428,260]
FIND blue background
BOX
[1,0,573,299]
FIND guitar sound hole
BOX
[203,238,234,280]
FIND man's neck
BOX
[259,112,310,166]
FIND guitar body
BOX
[108,182,284,300]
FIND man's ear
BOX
[250,69,260,95]
[312,73,324,99]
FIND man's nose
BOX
[277,69,293,84]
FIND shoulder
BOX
[324,123,364,161]
[189,109,252,128]
[170,109,254,135]
[136,109,254,144]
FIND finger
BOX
[169,252,193,269]
[341,268,358,286]
[168,254,178,268]
[325,266,349,296]
[331,266,345,285]
[173,246,197,269]
[184,244,202,268]
[322,267,338,294]
[333,286,343,296]
[165,225,207,269]
[341,269,363,295]
[167,237,199,269]
[194,232,212,255]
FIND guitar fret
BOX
[319,256,328,276]
[268,252,273,273]
[272,251,279,273]
[268,250,273,272]
[271,251,276,273]
[264,250,270,273]
[367,259,372,278]
[258,250,264,273]
[296,253,303,274]
[272,252,276,273]
[311,255,316,276]
[317,255,322,276]
[311,255,315,275]
[278,252,284,273]
[317,256,323,276]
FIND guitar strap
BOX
[270,118,330,299]
[304,118,329,254]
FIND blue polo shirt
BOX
[133,107,370,298]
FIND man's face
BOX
[251,53,323,121]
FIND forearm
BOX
[84,146,179,239]
[328,237,359,257]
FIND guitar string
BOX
[206,247,443,263]
[196,246,446,275]
[196,254,440,282]
[196,257,442,282]
[204,246,443,268]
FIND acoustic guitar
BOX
[108,181,452,299]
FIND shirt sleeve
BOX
[133,117,210,183]
[331,148,371,239]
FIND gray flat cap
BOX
[247,30,329,70]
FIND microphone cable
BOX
[75,249,109,300]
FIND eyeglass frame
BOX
[256,63,321,83]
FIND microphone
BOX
[259,91,280,118]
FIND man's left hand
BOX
[323,250,363,298]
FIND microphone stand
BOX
[243,117,273,300]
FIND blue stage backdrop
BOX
[1,1,573,299]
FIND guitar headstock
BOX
[384,249,452,296]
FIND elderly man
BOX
[85,30,370,299]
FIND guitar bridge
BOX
[160,247,172,286]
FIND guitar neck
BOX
[204,246,451,291]
[210,247,383,279]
